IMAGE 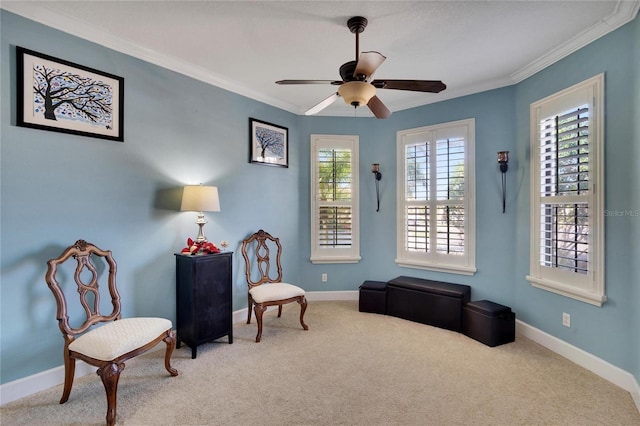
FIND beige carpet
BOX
[2,301,639,425]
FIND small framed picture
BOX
[17,46,124,142]
[249,118,288,168]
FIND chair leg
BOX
[254,303,266,342]
[163,330,179,376]
[277,304,283,317]
[97,362,125,426]
[60,351,75,404]
[298,296,309,331]
[247,294,253,324]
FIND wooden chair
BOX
[45,240,178,426]
[241,230,308,342]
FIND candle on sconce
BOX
[497,151,509,164]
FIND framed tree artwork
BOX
[16,46,124,142]
[249,118,288,167]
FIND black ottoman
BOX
[359,281,387,314]
[386,276,471,332]
[463,300,515,347]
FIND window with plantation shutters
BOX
[310,135,360,264]
[528,74,606,306]
[396,119,476,275]
[539,107,590,273]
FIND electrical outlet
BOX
[562,312,571,327]
[321,273,328,282]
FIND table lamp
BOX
[180,185,220,243]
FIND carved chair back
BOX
[241,229,283,289]
[45,239,122,340]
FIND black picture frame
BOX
[249,118,288,168]
[16,46,124,142]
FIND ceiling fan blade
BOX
[276,80,342,86]
[305,92,341,116]
[367,95,391,119]
[372,79,446,93]
[354,51,386,80]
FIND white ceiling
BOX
[3,1,639,118]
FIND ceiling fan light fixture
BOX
[275,16,444,118]
[337,81,376,107]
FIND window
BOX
[527,74,605,306]
[396,119,476,275]
[310,134,360,264]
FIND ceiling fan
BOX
[276,16,446,119]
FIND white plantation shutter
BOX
[406,205,429,252]
[311,135,360,264]
[396,119,476,275]
[435,138,465,255]
[405,142,430,252]
[317,148,352,247]
[318,206,352,247]
[528,74,605,306]
[538,106,590,274]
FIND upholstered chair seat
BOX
[248,283,306,304]
[68,318,173,361]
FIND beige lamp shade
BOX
[180,185,220,212]
[337,81,376,107]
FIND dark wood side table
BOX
[175,252,233,359]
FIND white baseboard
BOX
[0,343,166,406]
[0,359,95,406]
[306,290,359,301]
[633,378,640,413]
[516,319,640,413]
[232,290,358,324]
[2,291,358,405]
[2,291,637,415]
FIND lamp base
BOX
[194,212,208,243]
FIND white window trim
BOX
[310,134,361,264]
[395,118,476,275]
[527,73,606,306]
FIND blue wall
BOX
[0,11,301,382]
[632,14,640,383]
[513,17,640,377]
[1,10,638,387]
[297,87,517,299]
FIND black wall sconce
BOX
[372,163,382,212]
[497,151,509,213]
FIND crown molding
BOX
[0,2,300,114]
[510,0,640,83]
[3,1,638,117]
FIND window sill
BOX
[395,259,476,276]
[310,256,361,265]
[526,275,606,307]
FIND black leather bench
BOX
[386,276,471,332]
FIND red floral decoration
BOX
[181,237,220,255]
